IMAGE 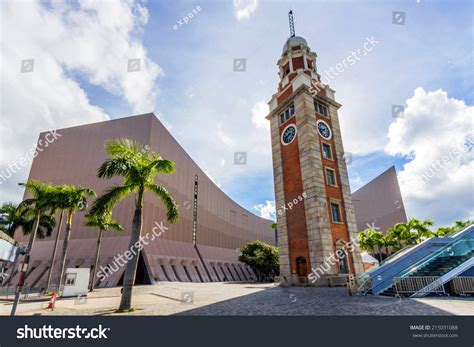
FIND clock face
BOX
[281,124,297,145]
[317,120,332,139]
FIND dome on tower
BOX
[282,36,308,53]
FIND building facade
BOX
[6,114,274,289]
[267,35,364,280]
[352,166,408,234]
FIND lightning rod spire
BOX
[289,10,295,37]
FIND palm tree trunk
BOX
[374,247,382,262]
[118,189,144,311]
[11,212,40,316]
[5,252,19,287]
[90,229,104,291]
[45,210,63,292]
[57,213,73,293]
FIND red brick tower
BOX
[266,13,364,282]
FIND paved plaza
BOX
[0,282,472,316]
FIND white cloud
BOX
[0,0,160,201]
[253,200,275,220]
[217,122,234,146]
[385,88,474,226]
[233,0,258,21]
[251,100,269,130]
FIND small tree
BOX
[238,240,279,282]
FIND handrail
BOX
[399,237,474,278]
[380,224,473,266]
[380,243,417,266]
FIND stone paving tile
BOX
[1,282,472,316]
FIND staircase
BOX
[380,247,473,297]
[366,225,474,296]
[380,252,473,297]
[411,252,472,277]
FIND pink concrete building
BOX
[7,113,274,289]
[352,166,408,234]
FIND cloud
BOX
[251,100,269,130]
[0,0,160,201]
[385,88,474,226]
[233,0,258,21]
[217,122,234,146]
[253,200,275,220]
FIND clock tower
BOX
[266,13,364,282]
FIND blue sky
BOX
[0,0,472,227]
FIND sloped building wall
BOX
[352,166,408,234]
[7,113,273,289]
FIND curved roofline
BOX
[46,112,273,223]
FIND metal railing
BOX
[398,237,474,279]
[357,277,372,295]
[393,276,445,296]
[450,277,474,295]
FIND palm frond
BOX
[85,212,124,232]
[16,198,36,213]
[97,158,137,179]
[20,214,55,238]
[146,183,179,223]
[147,159,175,176]
[88,185,132,216]
[104,138,143,158]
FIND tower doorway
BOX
[339,251,349,274]
[296,256,308,277]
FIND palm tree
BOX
[11,181,57,315]
[44,209,64,293]
[382,234,396,257]
[45,185,79,293]
[407,218,434,244]
[16,181,57,255]
[435,227,452,237]
[55,185,96,292]
[387,223,409,251]
[85,211,123,291]
[0,202,22,238]
[358,229,377,260]
[0,202,55,285]
[452,220,474,232]
[89,138,179,311]
[370,230,385,262]
[435,220,473,237]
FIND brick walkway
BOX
[1,282,472,316]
